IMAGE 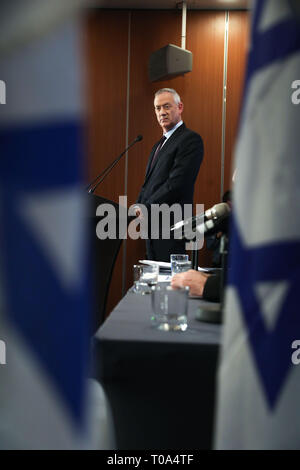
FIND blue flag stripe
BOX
[0,120,90,426]
[0,121,84,190]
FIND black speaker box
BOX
[148,44,193,82]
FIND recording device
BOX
[171,202,230,233]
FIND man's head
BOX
[154,88,183,133]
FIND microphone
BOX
[86,135,143,193]
[205,202,229,221]
[196,211,230,237]
[171,202,230,231]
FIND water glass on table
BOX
[170,254,191,276]
[151,284,190,331]
[133,264,159,294]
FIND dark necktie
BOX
[150,135,166,170]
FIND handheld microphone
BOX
[171,202,230,231]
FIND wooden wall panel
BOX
[85,10,129,201]
[186,11,225,208]
[85,10,129,316]
[185,11,226,267]
[224,10,250,192]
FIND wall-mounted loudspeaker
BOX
[148,44,193,82]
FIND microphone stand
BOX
[86,135,142,193]
[219,233,229,314]
[191,241,199,270]
[193,228,229,324]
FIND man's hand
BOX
[171,269,210,297]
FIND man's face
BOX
[154,92,183,133]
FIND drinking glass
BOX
[133,264,159,294]
[170,254,190,275]
[151,284,189,331]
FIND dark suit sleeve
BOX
[203,274,221,302]
[144,132,203,207]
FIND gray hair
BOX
[154,88,181,105]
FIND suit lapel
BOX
[145,143,159,179]
[144,123,186,182]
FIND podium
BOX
[88,194,134,333]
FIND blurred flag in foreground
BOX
[215,0,300,449]
[0,3,111,449]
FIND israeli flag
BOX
[215,0,300,449]
[0,4,111,449]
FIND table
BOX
[92,289,222,450]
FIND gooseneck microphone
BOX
[196,211,230,236]
[171,202,231,241]
[171,202,230,232]
[86,135,143,193]
[204,202,229,221]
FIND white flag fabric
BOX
[0,4,113,449]
[215,0,300,449]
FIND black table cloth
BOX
[92,289,222,450]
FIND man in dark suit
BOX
[135,88,204,261]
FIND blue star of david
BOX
[227,216,300,409]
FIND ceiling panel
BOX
[96,0,250,11]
